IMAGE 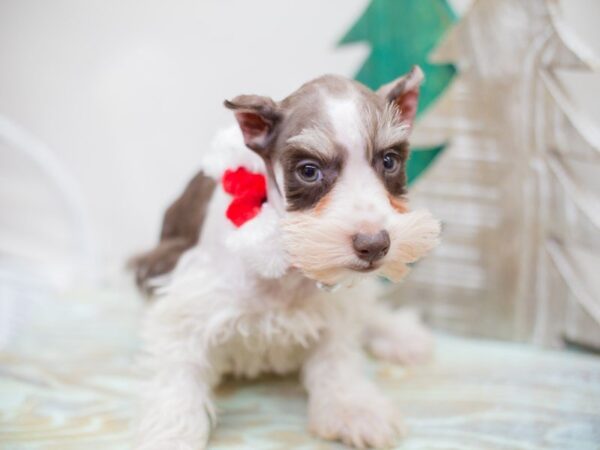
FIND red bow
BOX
[222,167,267,227]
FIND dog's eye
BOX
[382,151,400,173]
[296,162,323,183]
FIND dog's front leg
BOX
[136,360,216,450]
[136,308,218,449]
[302,326,406,449]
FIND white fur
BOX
[136,119,440,449]
[199,125,265,180]
[326,95,365,155]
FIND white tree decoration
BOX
[397,0,600,347]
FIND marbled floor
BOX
[1,289,599,450]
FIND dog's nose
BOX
[352,230,390,263]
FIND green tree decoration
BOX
[340,0,456,183]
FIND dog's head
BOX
[225,67,440,285]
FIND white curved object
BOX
[0,115,97,286]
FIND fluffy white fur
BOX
[282,207,440,285]
[136,121,440,449]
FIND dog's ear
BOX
[224,95,283,156]
[377,66,424,129]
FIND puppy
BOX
[134,66,440,449]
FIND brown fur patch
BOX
[129,238,192,296]
[389,195,408,214]
[372,141,409,197]
[281,147,343,212]
[129,170,216,297]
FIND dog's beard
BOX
[281,209,441,285]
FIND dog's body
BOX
[135,69,440,449]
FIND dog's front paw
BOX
[135,395,212,450]
[368,320,433,365]
[367,309,434,366]
[308,393,406,448]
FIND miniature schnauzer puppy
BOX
[133,66,440,449]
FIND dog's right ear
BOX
[224,95,283,157]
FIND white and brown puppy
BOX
[135,66,440,450]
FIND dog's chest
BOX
[212,334,311,379]
[209,280,338,378]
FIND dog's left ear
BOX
[377,65,424,129]
[224,95,283,157]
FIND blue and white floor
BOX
[1,288,599,449]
